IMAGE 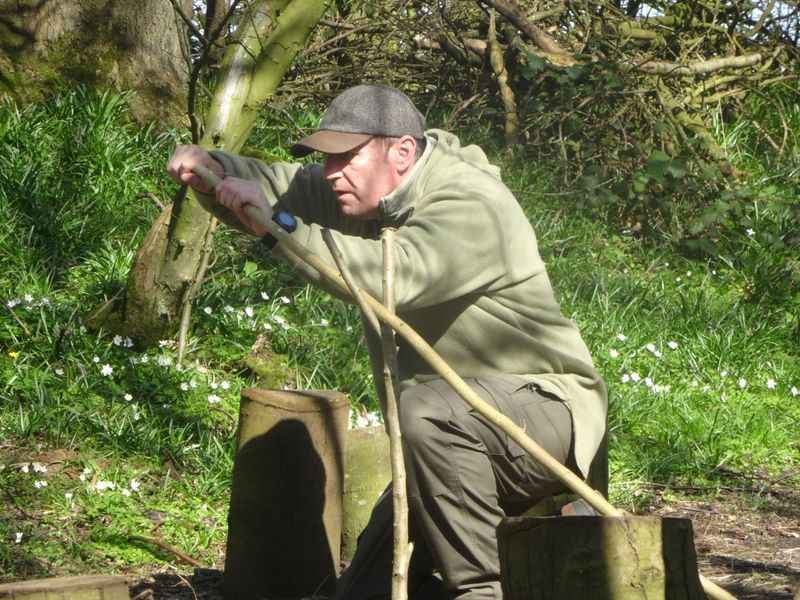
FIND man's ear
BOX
[394,135,418,174]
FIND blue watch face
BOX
[272,210,297,233]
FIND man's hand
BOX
[167,145,223,194]
[215,177,273,238]
[167,145,273,238]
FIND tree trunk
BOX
[110,0,330,348]
[0,0,190,127]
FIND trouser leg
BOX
[336,374,575,600]
[399,375,575,599]
[334,487,447,600]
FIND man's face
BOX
[323,137,398,220]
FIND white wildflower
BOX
[223,305,234,313]
[645,343,662,357]
[738,379,747,389]
[208,394,221,404]
[100,364,114,377]
[130,479,141,491]
[180,382,189,392]
[791,386,798,397]
[220,381,231,390]
[667,341,678,350]
[203,306,213,314]
[245,306,254,317]
[124,393,133,401]
[621,374,630,383]
[609,349,619,358]
[34,480,47,489]
[113,335,124,346]
[54,367,64,376]
[260,291,270,300]
[766,379,777,390]
[20,464,29,474]
[92,356,100,363]
[95,481,115,491]
[746,228,755,237]
[32,463,47,473]
[64,492,73,500]
[616,333,627,342]
[14,532,22,544]
[630,372,641,382]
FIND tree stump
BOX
[0,575,129,600]
[498,515,705,600]
[224,388,350,600]
[341,425,391,561]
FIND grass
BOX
[1,89,798,581]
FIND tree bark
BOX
[0,0,190,127]
[498,516,706,600]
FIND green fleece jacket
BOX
[208,129,607,475]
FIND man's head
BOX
[291,85,427,221]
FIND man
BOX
[168,84,607,599]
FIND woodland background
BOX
[0,1,798,598]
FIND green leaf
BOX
[243,261,258,277]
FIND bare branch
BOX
[480,0,570,55]
[638,53,763,76]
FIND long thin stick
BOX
[190,164,737,600]
[321,228,412,599]
[380,228,412,600]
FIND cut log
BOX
[0,575,129,600]
[224,388,350,600]
[341,425,391,560]
[498,515,705,600]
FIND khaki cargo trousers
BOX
[335,374,576,599]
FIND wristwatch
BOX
[261,210,297,249]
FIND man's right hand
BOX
[166,144,224,194]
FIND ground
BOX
[128,487,800,600]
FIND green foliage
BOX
[0,87,174,291]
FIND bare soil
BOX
[129,487,800,600]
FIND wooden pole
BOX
[191,164,738,600]
[380,228,413,600]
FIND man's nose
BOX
[323,155,343,180]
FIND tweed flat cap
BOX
[290,85,426,157]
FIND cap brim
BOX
[290,131,373,158]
